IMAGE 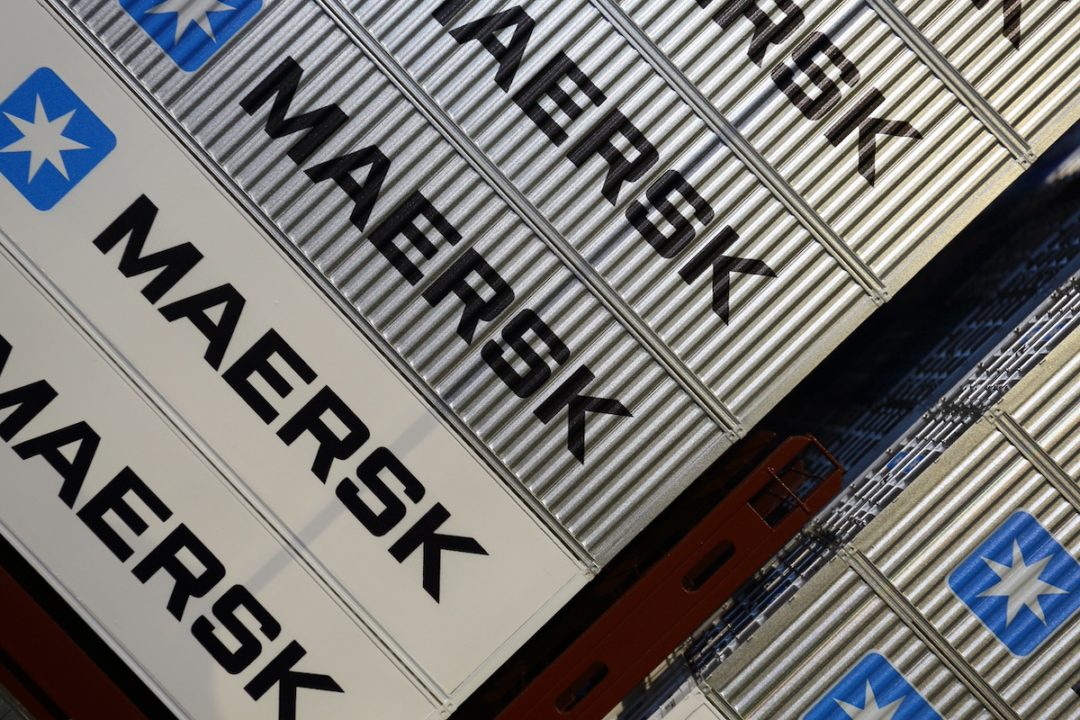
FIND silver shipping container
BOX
[696,322,1080,719]
[614,0,1028,289]
[56,0,730,566]
[891,0,1080,152]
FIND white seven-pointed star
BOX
[835,681,904,720]
[978,540,1067,625]
[146,0,236,44]
[1,96,88,182]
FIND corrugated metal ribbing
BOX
[1002,332,1080,479]
[706,561,990,719]
[857,424,1080,719]
[343,0,876,426]
[617,0,1018,289]
[734,1,1014,286]
[63,0,726,563]
[892,0,1080,151]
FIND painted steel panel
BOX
[658,690,725,720]
[893,0,1080,151]
[59,0,727,565]
[0,0,588,705]
[0,254,436,720]
[326,1,876,426]
[617,0,1020,289]
[857,423,1080,719]
[1001,329,1080,479]
[729,0,1016,287]
[705,560,990,719]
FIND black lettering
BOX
[513,51,606,145]
[132,524,226,621]
[77,467,172,562]
[244,641,342,720]
[389,503,486,602]
[13,422,99,507]
[972,0,1023,49]
[240,57,348,165]
[368,191,460,285]
[445,8,536,90]
[0,335,57,441]
[481,309,569,398]
[568,109,659,205]
[432,0,470,25]
[304,146,390,232]
[422,249,515,344]
[337,447,425,537]
[159,284,246,370]
[678,226,777,323]
[626,169,715,258]
[534,366,631,464]
[93,195,203,303]
[825,88,921,185]
[223,330,317,424]
[193,584,282,675]
[277,386,369,483]
[771,32,860,120]
[708,0,805,65]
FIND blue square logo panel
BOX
[0,68,115,211]
[120,0,262,72]
[949,510,1080,656]
[804,652,941,720]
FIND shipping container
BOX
[51,0,1080,572]
[675,315,1080,719]
[0,1,589,714]
[0,249,439,719]
[2,0,1079,717]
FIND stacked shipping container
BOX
[0,0,1077,716]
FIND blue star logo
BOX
[0,68,115,211]
[949,510,1080,656]
[804,652,941,719]
[120,0,262,72]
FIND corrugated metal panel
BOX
[617,0,1021,289]
[892,0,1080,152]
[60,0,727,564]
[730,0,1016,287]
[856,422,1080,718]
[1001,329,1080,479]
[705,560,991,719]
[348,0,875,428]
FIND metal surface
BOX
[892,0,1080,152]
[856,424,1079,719]
[704,561,993,718]
[58,0,729,565]
[697,322,1080,719]
[1000,326,1080,480]
[52,0,1080,569]
[0,2,592,711]
[499,436,841,720]
[0,251,437,719]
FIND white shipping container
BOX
[0,250,437,719]
[0,1,590,712]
